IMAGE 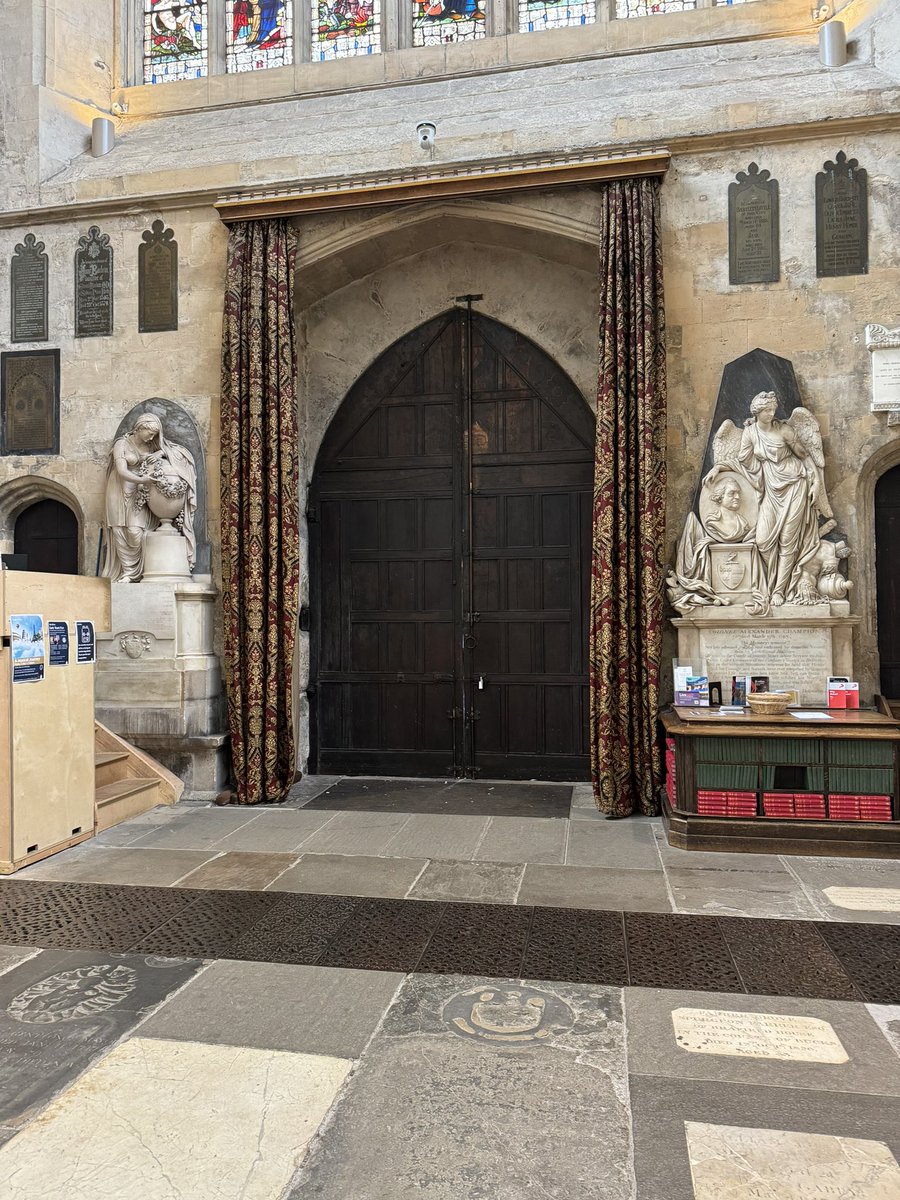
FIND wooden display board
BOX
[0,572,110,872]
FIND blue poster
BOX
[75,620,95,664]
[10,614,45,683]
[48,621,69,666]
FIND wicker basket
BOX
[746,691,793,716]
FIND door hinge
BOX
[447,707,462,720]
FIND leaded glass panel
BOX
[314,0,381,59]
[144,0,208,83]
[226,0,293,71]
[519,0,595,32]
[412,0,486,47]
[616,0,696,15]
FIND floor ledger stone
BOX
[823,887,900,912]
[671,1007,848,1064]
[684,1121,900,1199]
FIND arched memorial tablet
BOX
[10,234,49,343]
[816,151,868,278]
[138,220,178,333]
[1,349,60,455]
[728,162,779,285]
[75,226,114,338]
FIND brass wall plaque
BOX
[1,350,60,455]
[816,151,868,278]
[728,163,779,285]
[75,226,114,337]
[10,233,49,343]
[138,219,178,333]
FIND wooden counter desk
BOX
[660,706,900,858]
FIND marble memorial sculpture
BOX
[102,412,197,583]
[667,390,851,614]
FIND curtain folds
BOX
[589,177,667,818]
[220,219,300,805]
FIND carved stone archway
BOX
[0,476,85,572]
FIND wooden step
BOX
[94,750,129,789]
[94,778,160,832]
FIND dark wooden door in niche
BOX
[310,309,595,780]
[14,498,78,574]
[876,463,900,698]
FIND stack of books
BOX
[665,737,677,806]
[828,794,893,822]
[697,789,757,817]
[762,793,826,819]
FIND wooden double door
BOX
[310,309,595,780]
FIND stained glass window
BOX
[313,0,381,59]
[615,0,696,15]
[519,0,594,32]
[226,0,293,71]
[412,0,486,47]
[144,0,208,83]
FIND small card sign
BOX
[10,233,49,343]
[75,226,114,338]
[48,621,69,666]
[75,620,96,664]
[10,614,45,683]
[866,324,900,413]
[0,349,60,456]
[816,151,868,278]
[728,163,779,285]
[138,220,178,333]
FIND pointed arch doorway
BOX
[309,308,595,780]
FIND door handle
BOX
[477,675,485,690]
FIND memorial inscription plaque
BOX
[672,1008,848,1064]
[728,163,779,285]
[75,226,113,338]
[0,350,60,455]
[10,233,49,343]
[866,325,900,414]
[138,220,178,333]
[816,151,868,278]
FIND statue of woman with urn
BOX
[102,412,197,583]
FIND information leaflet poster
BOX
[10,614,45,683]
[48,621,69,666]
[75,620,95,664]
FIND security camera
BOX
[416,122,436,151]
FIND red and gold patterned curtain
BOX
[590,177,667,817]
[220,219,300,804]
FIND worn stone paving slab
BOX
[518,864,672,912]
[289,973,633,1200]
[867,1005,900,1058]
[625,987,900,1096]
[381,814,491,860]
[174,851,299,890]
[15,846,219,886]
[297,812,415,856]
[0,1037,352,1199]
[472,816,567,864]
[0,950,201,1126]
[788,859,900,924]
[213,810,338,853]
[670,884,821,921]
[126,809,262,850]
[267,853,428,899]
[139,961,402,1056]
[407,859,524,903]
[565,820,662,869]
[281,774,344,807]
[630,1073,900,1200]
[0,947,39,978]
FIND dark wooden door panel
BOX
[311,309,594,781]
[14,498,78,575]
[876,464,900,697]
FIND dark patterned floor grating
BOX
[0,878,898,1000]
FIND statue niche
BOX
[101,412,197,583]
[667,390,852,614]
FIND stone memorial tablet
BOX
[697,623,833,707]
[0,350,60,455]
[138,220,178,333]
[816,151,868,278]
[728,162,779,285]
[866,325,900,413]
[685,1122,900,1199]
[823,887,900,912]
[10,233,49,343]
[672,1008,848,1064]
[75,226,113,338]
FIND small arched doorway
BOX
[309,309,595,781]
[14,498,78,574]
[876,463,900,698]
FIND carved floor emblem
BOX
[715,553,745,591]
[7,964,138,1024]
[443,986,575,1044]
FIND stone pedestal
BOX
[142,529,191,581]
[95,576,228,801]
[672,601,859,707]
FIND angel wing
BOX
[712,419,742,468]
[786,406,833,520]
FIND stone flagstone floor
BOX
[3,776,900,1197]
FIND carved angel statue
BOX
[706,391,837,606]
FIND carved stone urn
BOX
[142,472,188,533]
